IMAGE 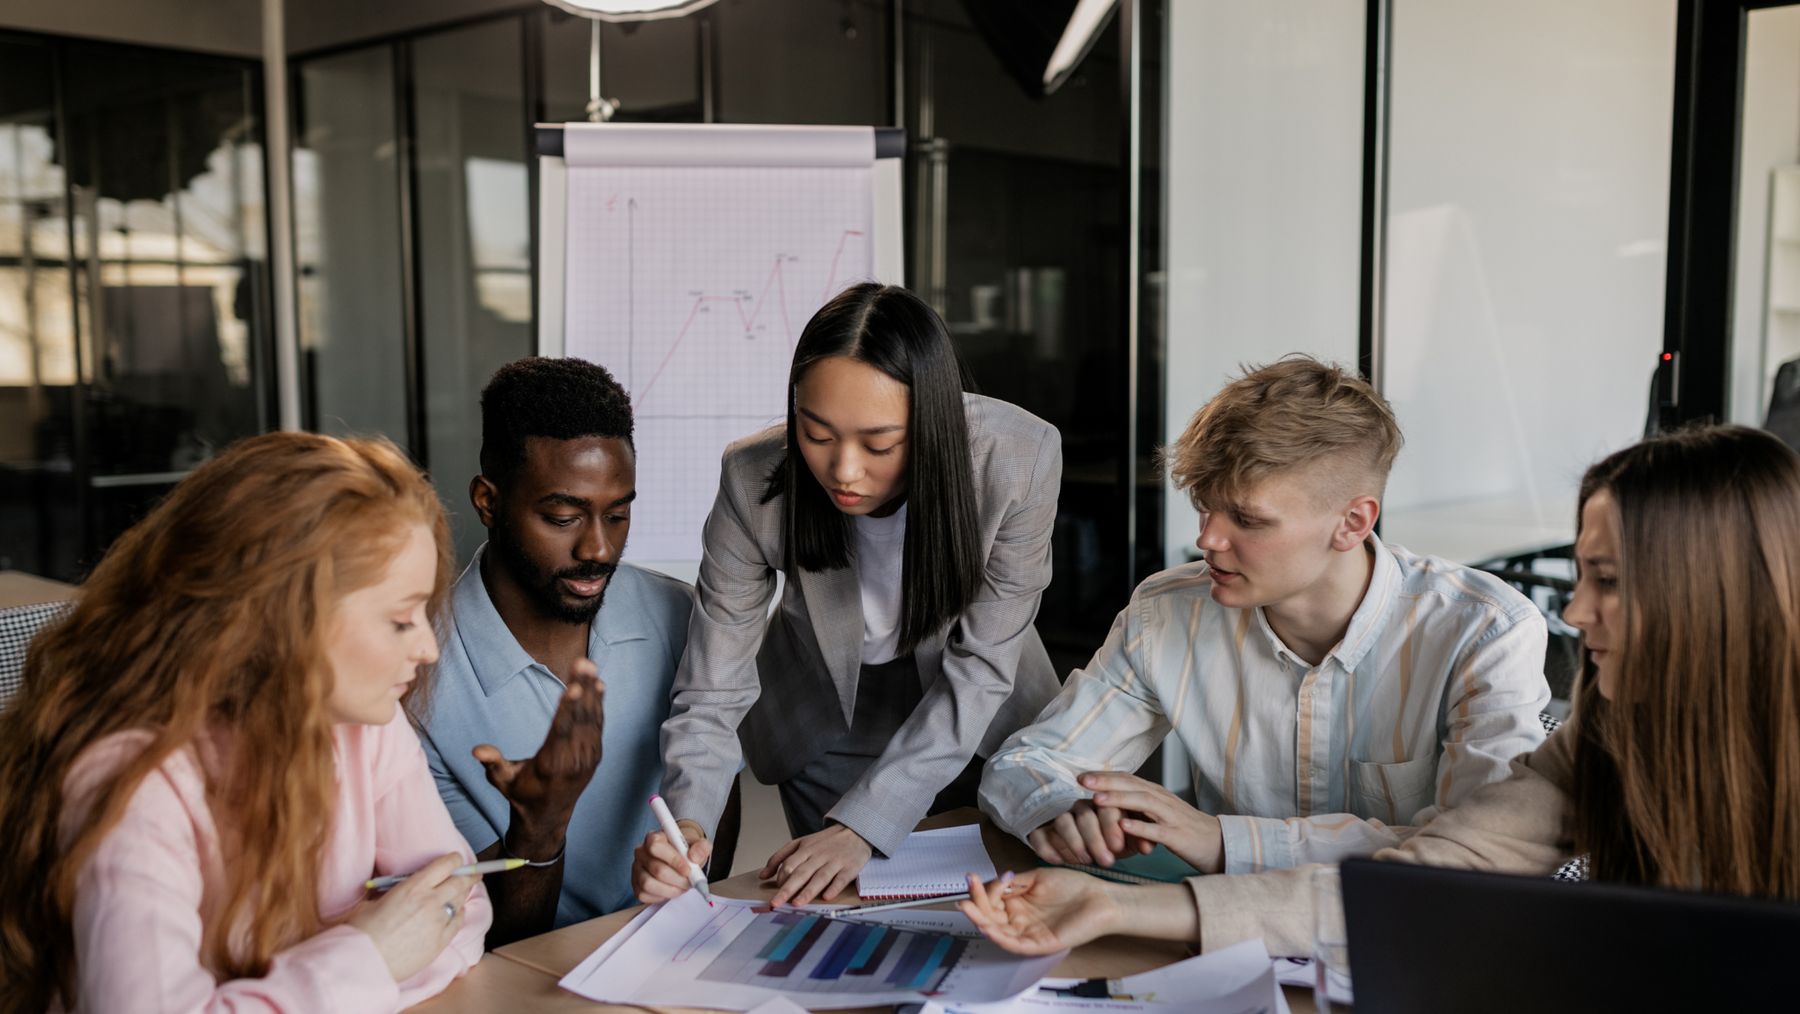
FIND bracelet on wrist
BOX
[500,834,566,867]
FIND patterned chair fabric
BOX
[1532,711,1589,881]
[0,600,71,713]
[1553,856,1591,882]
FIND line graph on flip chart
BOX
[542,124,903,566]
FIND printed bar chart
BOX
[698,910,970,995]
[557,892,1063,1009]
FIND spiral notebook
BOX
[857,825,998,900]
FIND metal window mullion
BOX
[523,11,544,348]
[394,40,429,466]
[1122,0,1143,589]
[1358,0,1392,394]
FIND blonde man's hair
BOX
[1165,355,1403,511]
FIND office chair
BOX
[0,600,69,712]
[1765,356,1800,452]
[1478,558,1581,704]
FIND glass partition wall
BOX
[12,2,1734,674]
[1374,0,1678,566]
[0,33,270,581]
[1732,4,1800,432]
[290,0,1145,669]
[1373,1,1678,712]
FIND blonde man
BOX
[979,356,1551,874]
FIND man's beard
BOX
[489,518,616,625]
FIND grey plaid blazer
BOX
[658,393,1063,856]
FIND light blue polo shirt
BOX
[417,548,692,926]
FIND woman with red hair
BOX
[0,432,493,1013]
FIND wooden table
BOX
[411,811,1316,1012]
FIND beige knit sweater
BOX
[1187,723,1578,955]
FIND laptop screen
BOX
[1340,858,1800,1014]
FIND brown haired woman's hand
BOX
[956,869,1121,956]
[349,852,480,982]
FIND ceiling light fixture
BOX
[541,0,720,23]
[1043,0,1118,92]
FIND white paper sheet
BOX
[563,904,654,975]
[558,892,1062,1011]
[1117,940,1291,1013]
[860,825,1000,899]
[915,940,1290,1014]
[1271,955,1351,1006]
[838,909,985,938]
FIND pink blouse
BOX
[56,714,492,1013]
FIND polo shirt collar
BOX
[451,545,653,697]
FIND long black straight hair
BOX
[762,283,982,655]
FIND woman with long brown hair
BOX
[957,424,1800,956]
[0,432,493,1012]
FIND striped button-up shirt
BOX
[979,535,1550,872]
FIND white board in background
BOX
[537,123,905,581]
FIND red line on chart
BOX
[671,905,745,963]
[638,256,794,401]
[821,229,866,301]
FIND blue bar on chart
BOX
[885,932,937,987]
[848,925,898,975]
[907,936,954,990]
[844,925,890,975]
[756,913,806,960]
[761,916,829,977]
[694,910,977,995]
[810,922,876,980]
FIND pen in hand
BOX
[365,857,527,892]
[649,794,714,907]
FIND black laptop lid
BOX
[1340,858,1800,1014]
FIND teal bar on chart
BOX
[845,925,888,973]
[765,916,820,963]
[906,935,955,990]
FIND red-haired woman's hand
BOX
[349,852,480,981]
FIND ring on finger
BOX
[443,902,458,923]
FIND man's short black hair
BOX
[479,356,633,483]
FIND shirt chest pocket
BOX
[1351,753,1439,826]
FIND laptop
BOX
[1340,858,1800,1013]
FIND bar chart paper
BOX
[558,893,1062,1010]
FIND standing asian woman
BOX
[633,283,1063,907]
[0,433,493,1013]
